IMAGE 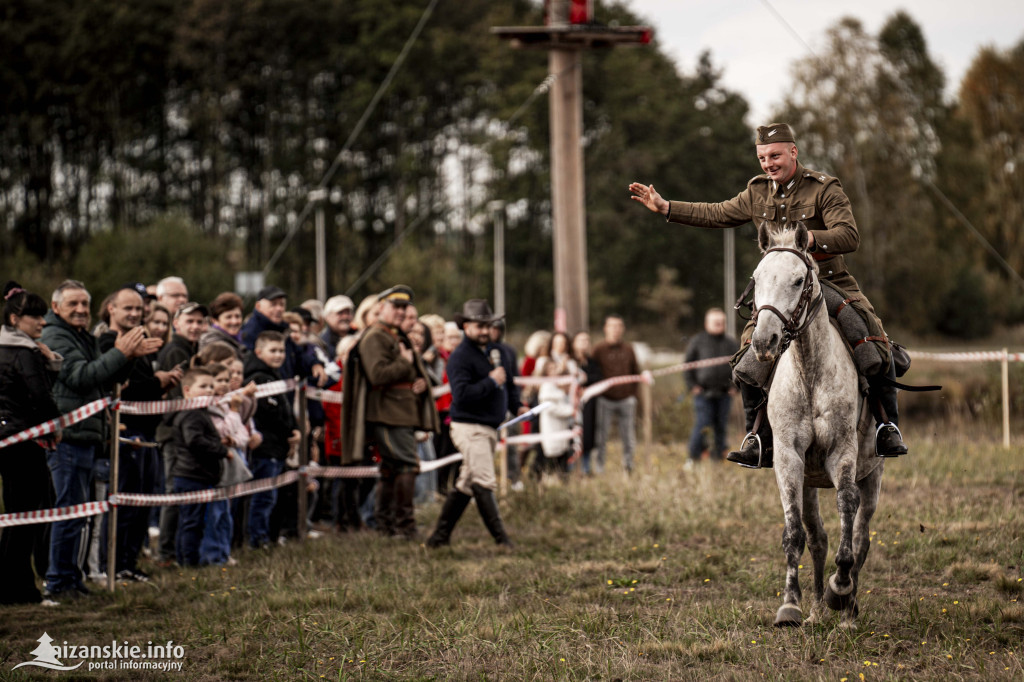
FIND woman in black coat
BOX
[0,282,63,604]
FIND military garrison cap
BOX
[755,122,797,146]
[378,284,414,305]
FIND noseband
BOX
[735,246,825,354]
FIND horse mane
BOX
[757,221,819,274]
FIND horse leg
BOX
[824,459,860,618]
[773,474,805,627]
[838,463,883,627]
[800,486,829,625]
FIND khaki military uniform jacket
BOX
[666,162,869,306]
[341,322,439,464]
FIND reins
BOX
[735,246,825,356]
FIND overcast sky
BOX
[622,0,1024,124]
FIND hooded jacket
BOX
[40,310,130,445]
[0,326,63,439]
[162,408,229,485]
[244,351,296,460]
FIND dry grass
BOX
[1,425,1021,680]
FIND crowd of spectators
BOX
[0,274,655,607]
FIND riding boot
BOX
[425,488,472,548]
[374,473,396,537]
[340,479,365,532]
[392,472,420,540]
[471,484,514,548]
[868,363,908,457]
[726,381,774,469]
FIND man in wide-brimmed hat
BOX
[342,285,438,540]
[426,299,524,549]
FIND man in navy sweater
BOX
[426,300,525,549]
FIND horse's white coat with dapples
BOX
[750,221,883,628]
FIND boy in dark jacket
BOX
[163,368,229,567]
[244,331,299,548]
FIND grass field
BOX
[1,424,1022,681]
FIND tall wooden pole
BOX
[493,9,650,334]
[106,384,123,593]
[549,46,588,334]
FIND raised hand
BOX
[628,182,669,215]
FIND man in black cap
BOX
[241,285,325,384]
[342,285,439,539]
[627,122,907,469]
[426,299,525,549]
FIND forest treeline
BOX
[1,0,1021,339]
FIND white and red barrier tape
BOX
[0,397,111,451]
[0,453,469,527]
[0,500,112,529]
[907,350,1024,363]
[119,379,296,415]
[501,428,578,447]
[0,381,297,452]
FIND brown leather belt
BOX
[372,382,414,391]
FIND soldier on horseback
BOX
[628,122,907,468]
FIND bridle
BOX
[734,246,825,355]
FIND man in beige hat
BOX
[627,122,907,469]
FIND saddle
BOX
[733,280,925,391]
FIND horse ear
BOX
[757,221,774,253]
[793,221,809,251]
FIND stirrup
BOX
[874,422,906,458]
[730,432,765,469]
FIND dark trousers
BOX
[0,442,53,604]
[100,439,156,573]
[158,447,179,561]
[173,477,211,567]
[688,393,732,460]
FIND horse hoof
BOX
[824,575,855,611]
[774,604,803,627]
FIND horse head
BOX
[750,221,819,362]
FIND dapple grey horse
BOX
[749,221,883,628]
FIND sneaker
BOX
[510,481,525,493]
[88,572,107,583]
[306,530,324,540]
[225,557,239,567]
[116,569,151,583]
[41,598,61,607]
[43,584,90,600]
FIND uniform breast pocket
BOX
[753,204,777,223]
[791,203,817,227]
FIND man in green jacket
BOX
[343,285,438,539]
[40,279,160,598]
[628,122,907,469]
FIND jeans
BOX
[173,477,211,567]
[199,500,232,565]
[101,438,155,573]
[157,446,179,562]
[688,393,733,460]
[415,438,437,504]
[45,441,95,592]
[595,396,637,473]
[248,458,283,547]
